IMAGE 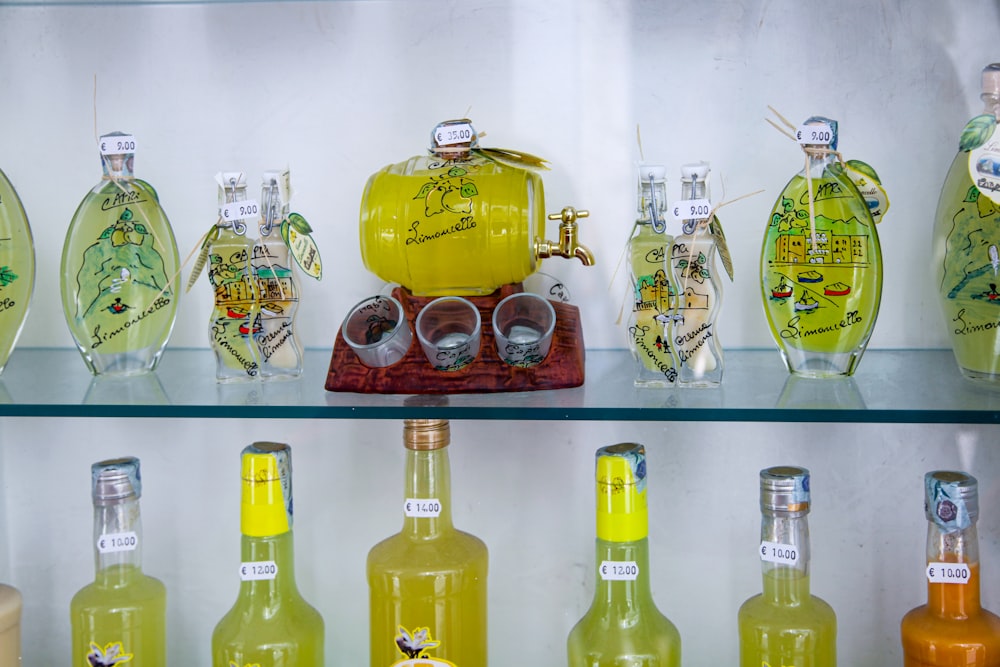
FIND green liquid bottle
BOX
[0,167,34,376]
[367,419,488,666]
[738,466,836,667]
[933,64,1000,383]
[60,132,179,375]
[208,173,260,382]
[567,443,681,667]
[212,442,324,667]
[70,456,167,667]
[627,164,676,386]
[760,117,883,377]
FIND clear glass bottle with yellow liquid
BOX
[0,166,33,376]
[70,456,166,666]
[738,466,836,667]
[901,471,1000,667]
[567,442,681,667]
[212,442,324,667]
[367,419,488,666]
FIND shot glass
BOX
[415,297,482,372]
[491,292,556,367]
[341,295,412,368]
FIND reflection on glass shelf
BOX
[1,348,999,423]
[1,0,329,5]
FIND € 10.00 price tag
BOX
[97,531,138,554]
[926,562,971,584]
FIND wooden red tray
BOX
[325,284,585,394]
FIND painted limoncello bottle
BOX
[0,167,33,375]
[932,64,1000,383]
[207,173,260,382]
[60,132,179,375]
[360,118,592,296]
[567,443,681,667]
[738,466,836,667]
[668,162,725,387]
[367,419,488,667]
[627,164,676,386]
[901,471,1000,666]
[212,442,324,667]
[760,117,884,376]
[70,456,166,666]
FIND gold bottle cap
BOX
[403,419,450,451]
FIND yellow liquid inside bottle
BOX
[360,153,544,295]
[0,168,33,375]
[60,178,179,375]
[70,563,166,667]
[208,228,260,381]
[628,222,675,385]
[367,430,488,667]
[760,171,881,376]
[738,570,836,667]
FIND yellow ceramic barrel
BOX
[360,120,546,296]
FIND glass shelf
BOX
[0,347,997,422]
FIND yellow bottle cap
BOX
[240,442,292,537]
[595,443,648,542]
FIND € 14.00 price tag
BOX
[404,498,442,518]
[599,560,639,581]
[240,561,278,581]
[926,562,971,584]
[97,531,138,554]
[760,541,799,566]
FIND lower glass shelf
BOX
[0,348,996,423]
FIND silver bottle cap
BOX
[760,466,810,513]
[92,456,141,505]
[925,470,978,530]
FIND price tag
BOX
[240,560,278,581]
[671,198,712,221]
[926,562,971,584]
[435,123,475,146]
[760,541,799,565]
[99,134,137,155]
[221,199,261,223]
[600,560,639,581]
[404,498,442,517]
[796,123,834,145]
[97,531,138,554]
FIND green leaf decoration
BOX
[700,269,710,279]
[447,167,467,177]
[709,216,734,281]
[119,208,133,222]
[678,260,689,269]
[965,185,981,203]
[846,159,882,184]
[781,197,794,213]
[460,182,478,198]
[795,209,809,219]
[959,114,997,152]
[0,266,17,287]
[210,254,222,264]
[99,226,114,240]
[133,223,148,235]
[771,213,783,226]
[414,183,435,200]
[697,252,707,264]
[287,212,313,234]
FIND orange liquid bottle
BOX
[901,471,1000,666]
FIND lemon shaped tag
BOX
[280,215,322,279]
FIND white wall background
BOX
[1,0,1000,665]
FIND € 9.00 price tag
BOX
[221,199,260,223]
[240,561,278,581]
[795,123,833,145]
[671,198,712,221]
[99,134,137,155]
[97,531,138,554]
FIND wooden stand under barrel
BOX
[325,283,585,394]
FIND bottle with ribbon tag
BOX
[933,64,1000,383]
[626,164,676,386]
[359,118,593,296]
[70,456,166,666]
[0,167,33,376]
[367,419,488,666]
[668,162,729,387]
[738,466,836,666]
[567,443,681,667]
[901,471,1000,666]
[760,114,886,377]
[60,132,180,375]
[212,442,324,666]
[200,172,261,382]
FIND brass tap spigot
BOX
[535,206,595,266]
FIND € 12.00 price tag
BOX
[240,561,278,581]
[599,560,639,581]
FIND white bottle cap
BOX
[638,163,666,183]
[680,161,710,182]
[983,63,1000,96]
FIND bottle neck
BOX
[925,521,982,617]
[982,92,1000,120]
[760,510,811,605]
[92,498,144,584]
[237,530,298,609]
[590,538,654,613]
[402,447,454,538]
[637,181,667,228]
